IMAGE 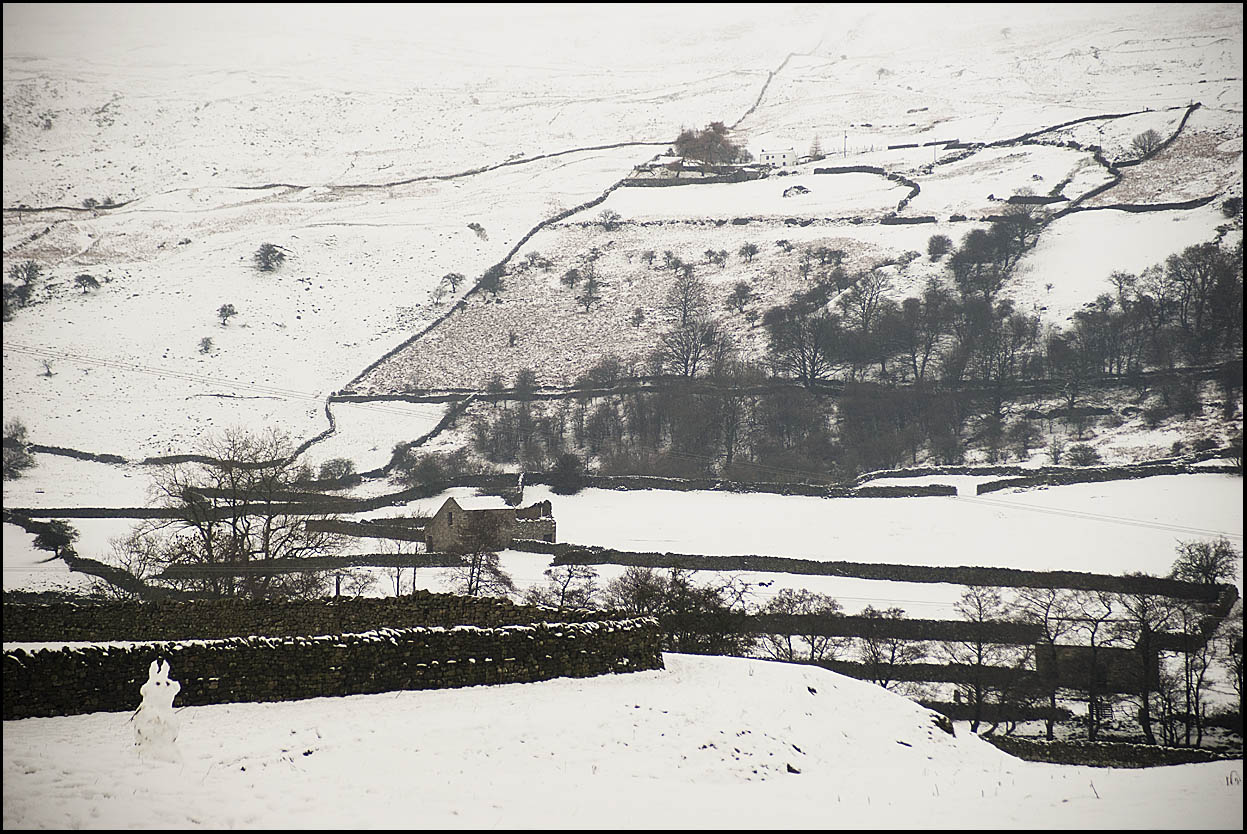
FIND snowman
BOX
[133,658,182,761]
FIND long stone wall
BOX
[546,545,1228,602]
[524,472,957,498]
[852,448,1236,487]
[3,618,663,719]
[975,462,1240,494]
[2,593,664,719]
[2,591,617,643]
[983,736,1240,768]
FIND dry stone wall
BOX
[545,546,1227,602]
[3,617,663,720]
[983,736,1239,767]
[975,462,1239,494]
[2,591,623,643]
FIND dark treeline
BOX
[461,205,1242,480]
[466,234,1237,478]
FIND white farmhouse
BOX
[758,147,797,168]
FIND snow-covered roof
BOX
[438,496,515,512]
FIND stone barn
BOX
[424,497,555,553]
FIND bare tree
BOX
[74,274,101,293]
[378,533,421,597]
[657,319,735,378]
[755,588,848,663]
[765,305,843,387]
[674,121,750,166]
[142,427,345,598]
[1016,588,1077,739]
[597,209,622,231]
[602,566,668,615]
[6,260,42,306]
[603,567,754,655]
[479,265,505,299]
[1068,590,1119,741]
[1171,537,1240,585]
[836,269,891,335]
[854,606,927,692]
[927,234,952,260]
[578,272,601,312]
[1131,128,1164,158]
[1171,601,1215,747]
[253,243,287,272]
[1115,585,1182,744]
[523,564,600,610]
[941,586,1015,734]
[663,269,709,327]
[1217,613,1243,724]
[447,514,515,598]
[2,418,36,480]
[32,519,79,560]
[90,528,171,600]
[727,281,753,314]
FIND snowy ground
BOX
[1011,201,1238,324]
[2,654,1241,829]
[904,145,1109,218]
[744,4,1241,153]
[602,172,912,220]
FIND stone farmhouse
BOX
[758,147,797,167]
[424,497,555,553]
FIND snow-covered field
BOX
[743,4,1241,152]
[905,145,1108,218]
[6,473,1241,622]
[3,654,1242,829]
[602,173,912,220]
[1010,200,1237,324]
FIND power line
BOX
[958,494,1243,541]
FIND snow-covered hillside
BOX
[2,653,1242,829]
[4,3,1241,460]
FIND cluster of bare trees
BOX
[766,234,1241,397]
[3,260,42,321]
[466,359,837,481]
[104,428,353,600]
[673,121,752,167]
[756,558,1240,744]
[489,543,1242,746]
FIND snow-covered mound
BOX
[3,653,1241,828]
